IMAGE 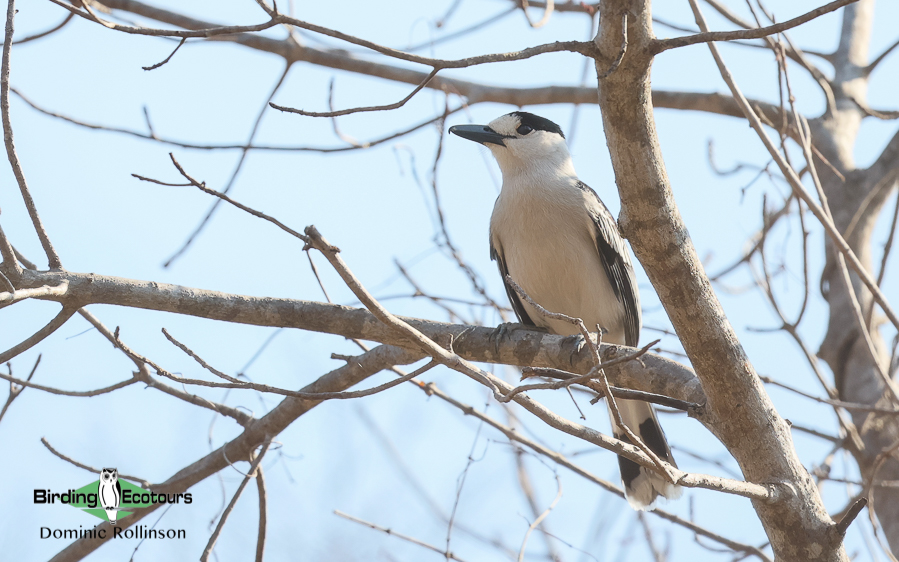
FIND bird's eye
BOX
[517,124,533,135]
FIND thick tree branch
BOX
[14,268,706,406]
[49,344,421,562]
[88,0,789,122]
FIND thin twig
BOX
[133,152,308,242]
[504,275,677,484]
[527,367,699,412]
[4,12,73,45]
[336,510,471,562]
[41,437,152,488]
[271,68,439,117]
[0,306,76,363]
[0,369,136,398]
[0,353,38,424]
[415,378,771,561]
[865,35,899,75]
[200,440,271,562]
[123,326,435,400]
[505,340,660,403]
[48,0,281,38]
[162,64,292,267]
[687,0,899,335]
[255,466,267,562]
[142,37,186,70]
[519,0,554,28]
[14,87,463,152]
[517,474,562,562]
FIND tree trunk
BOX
[814,0,899,553]
[595,1,846,559]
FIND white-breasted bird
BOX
[449,111,681,510]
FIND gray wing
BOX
[489,240,536,326]
[576,181,641,347]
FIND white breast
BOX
[490,176,627,343]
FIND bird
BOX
[98,467,122,525]
[449,111,681,510]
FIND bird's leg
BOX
[489,322,547,356]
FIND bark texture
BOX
[595,1,845,559]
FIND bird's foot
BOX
[489,322,547,356]
[560,333,589,366]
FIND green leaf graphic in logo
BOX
[70,479,154,523]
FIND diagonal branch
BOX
[200,441,271,562]
[656,0,859,53]
[48,344,422,562]
[0,306,76,363]
[865,35,899,75]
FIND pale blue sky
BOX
[2,1,898,560]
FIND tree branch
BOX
[14,267,706,406]
[47,344,427,561]
[2,0,61,269]
[656,0,859,53]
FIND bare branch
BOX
[2,0,61,269]
[0,306,76,363]
[687,0,899,334]
[0,353,38,424]
[15,86,462,152]
[418,378,771,561]
[15,265,707,405]
[0,369,136,398]
[517,474,561,562]
[836,497,868,536]
[161,64,292,267]
[0,281,68,308]
[271,68,439,118]
[142,36,186,70]
[5,12,73,45]
[656,0,859,53]
[865,35,899,75]
[305,226,774,502]
[335,510,471,562]
[200,441,271,562]
[254,466,267,562]
[48,344,422,561]
[519,0,554,29]
[41,437,151,488]
[48,0,282,38]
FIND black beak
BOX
[449,124,506,147]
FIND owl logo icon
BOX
[98,468,122,525]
